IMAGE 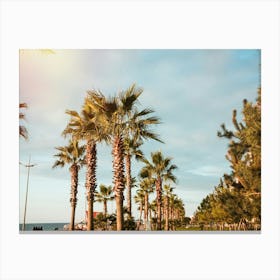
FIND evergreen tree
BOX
[194,88,261,229]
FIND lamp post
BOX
[20,156,36,231]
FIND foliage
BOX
[123,217,137,230]
[194,88,261,229]
[95,184,114,215]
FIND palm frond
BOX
[52,160,65,169]
[19,126,28,140]
[19,103,28,109]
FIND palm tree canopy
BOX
[123,137,144,159]
[163,184,175,197]
[134,189,145,205]
[95,184,114,203]
[139,177,155,194]
[140,151,178,183]
[86,84,162,142]
[127,107,163,144]
[63,96,110,144]
[52,139,86,170]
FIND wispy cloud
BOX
[187,165,226,177]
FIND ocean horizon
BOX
[19,222,67,231]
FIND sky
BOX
[19,49,260,223]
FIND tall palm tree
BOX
[123,103,162,219]
[163,184,174,231]
[52,139,85,230]
[141,151,177,230]
[95,184,114,216]
[86,90,124,230]
[19,102,28,140]
[63,97,109,230]
[86,84,160,230]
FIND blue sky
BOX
[19,49,260,223]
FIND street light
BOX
[20,156,36,231]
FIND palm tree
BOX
[163,184,174,231]
[52,139,85,230]
[134,189,145,230]
[139,177,155,230]
[174,197,185,222]
[87,84,159,230]
[86,90,124,230]
[123,102,162,219]
[150,199,157,220]
[169,193,177,230]
[63,97,109,230]
[141,151,177,230]
[95,184,114,216]
[169,194,185,230]
[86,84,162,230]
[124,137,143,218]
[19,102,28,140]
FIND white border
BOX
[1,1,279,280]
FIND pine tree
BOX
[194,88,261,229]
[217,88,261,222]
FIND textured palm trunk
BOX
[104,200,108,230]
[156,176,162,230]
[103,200,107,216]
[125,154,132,218]
[149,205,152,230]
[176,209,180,220]
[165,196,169,231]
[112,136,125,231]
[86,140,97,231]
[137,203,143,230]
[144,192,148,230]
[170,207,174,230]
[69,164,78,231]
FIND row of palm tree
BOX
[53,84,180,231]
[138,151,178,230]
[134,182,185,231]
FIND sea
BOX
[19,223,67,231]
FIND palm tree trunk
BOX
[125,154,132,218]
[170,207,174,231]
[104,200,108,230]
[87,200,93,230]
[165,196,169,231]
[137,203,143,230]
[144,192,148,230]
[156,176,162,230]
[69,164,78,230]
[70,206,76,230]
[104,200,107,216]
[112,136,125,231]
[86,140,97,231]
[115,195,123,230]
